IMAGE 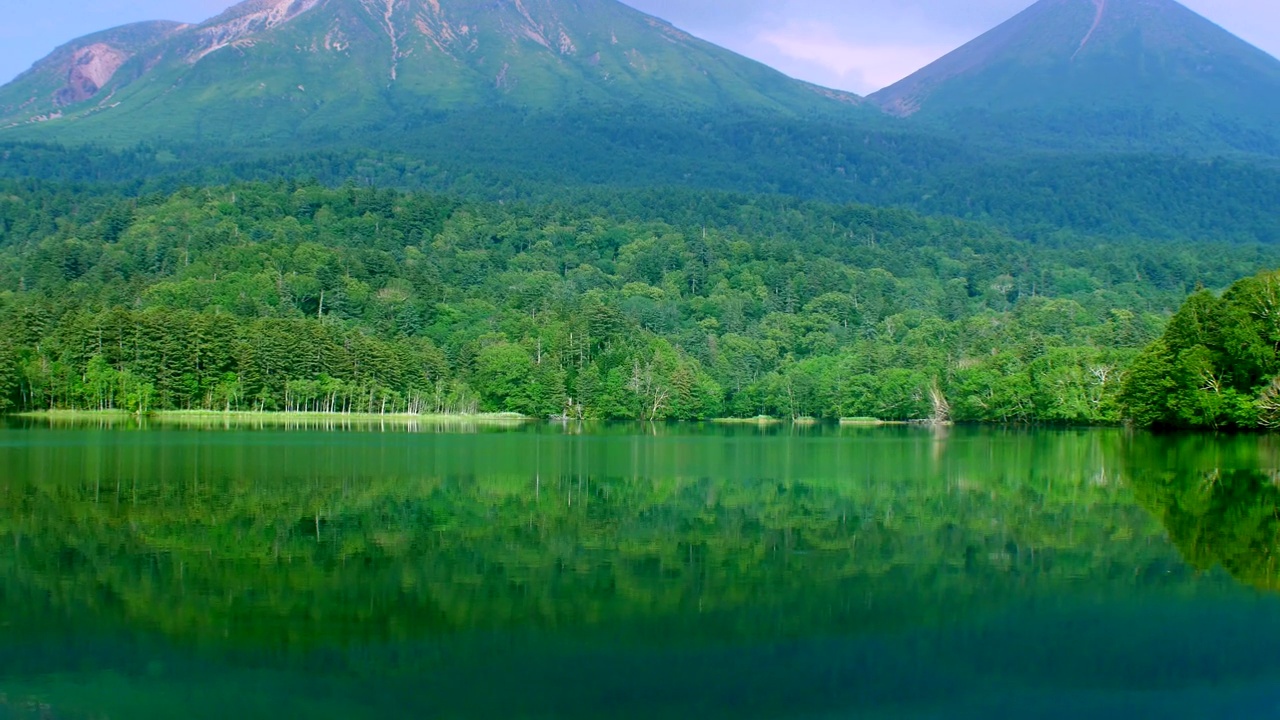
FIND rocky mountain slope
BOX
[0,21,187,124]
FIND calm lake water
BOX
[2,419,1279,719]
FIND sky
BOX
[1,0,1278,94]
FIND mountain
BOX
[0,0,864,145]
[869,0,1280,155]
[0,21,187,125]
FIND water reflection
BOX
[0,424,1186,647]
[1125,434,1280,591]
[2,423,1279,719]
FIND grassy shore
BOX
[17,409,136,420]
[712,416,785,426]
[17,410,532,426]
[15,410,930,428]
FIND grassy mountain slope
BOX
[0,0,866,146]
[870,0,1280,155]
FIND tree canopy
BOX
[1122,270,1280,429]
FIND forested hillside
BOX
[5,139,1279,246]
[5,0,1280,255]
[2,181,1277,422]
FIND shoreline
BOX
[15,410,533,424]
[9,411,965,428]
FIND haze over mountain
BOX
[870,0,1280,154]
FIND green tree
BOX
[474,342,537,414]
[0,342,18,413]
[1123,271,1280,429]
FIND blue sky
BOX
[2,0,1278,93]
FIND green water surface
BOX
[1,420,1278,719]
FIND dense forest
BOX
[2,178,1279,423]
[4,137,1280,244]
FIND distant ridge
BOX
[870,0,1280,154]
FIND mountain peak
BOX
[868,0,1280,153]
[0,0,861,140]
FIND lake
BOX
[1,419,1279,719]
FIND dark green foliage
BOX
[1122,271,1280,429]
[4,0,1280,263]
[5,132,1280,245]
[9,307,452,415]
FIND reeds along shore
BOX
[14,410,533,432]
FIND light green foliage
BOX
[474,342,540,415]
[0,341,17,413]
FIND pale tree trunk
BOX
[929,379,951,425]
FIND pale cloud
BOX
[757,22,957,93]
